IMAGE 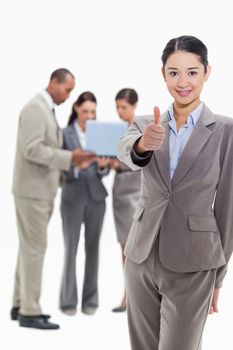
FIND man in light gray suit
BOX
[11,69,96,329]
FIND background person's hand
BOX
[209,288,220,314]
[72,148,96,169]
[96,157,111,169]
[109,158,120,170]
[134,106,165,155]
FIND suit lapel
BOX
[37,94,62,145]
[153,114,171,190]
[171,105,216,188]
[66,124,82,149]
[50,111,62,146]
[53,116,62,146]
[153,105,216,190]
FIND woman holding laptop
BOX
[59,91,110,316]
[110,88,141,312]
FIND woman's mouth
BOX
[176,90,192,97]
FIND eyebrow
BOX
[167,67,200,70]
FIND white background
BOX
[0,0,233,349]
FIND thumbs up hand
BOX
[153,106,161,125]
[135,106,165,155]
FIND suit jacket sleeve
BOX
[214,122,233,288]
[19,104,72,171]
[117,116,153,170]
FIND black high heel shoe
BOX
[112,304,126,313]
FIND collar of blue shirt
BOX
[167,102,204,132]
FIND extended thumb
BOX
[154,106,161,125]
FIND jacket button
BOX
[163,191,171,199]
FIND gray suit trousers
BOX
[125,237,216,350]
[60,195,105,311]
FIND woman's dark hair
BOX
[161,35,209,73]
[115,88,138,105]
[67,91,97,125]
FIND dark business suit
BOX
[117,105,233,350]
[60,123,108,312]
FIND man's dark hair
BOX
[50,68,75,83]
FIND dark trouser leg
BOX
[82,200,106,309]
[60,200,84,310]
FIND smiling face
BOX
[162,50,211,109]
[74,100,96,131]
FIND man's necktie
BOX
[51,108,60,142]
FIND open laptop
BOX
[85,120,128,157]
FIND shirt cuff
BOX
[74,167,79,178]
[130,147,153,167]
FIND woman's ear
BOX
[205,65,211,81]
[73,104,79,114]
[161,67,166,81]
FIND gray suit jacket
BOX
[117,104,233,288]
[12,93,72,200]
[61,124,108,202]
[113,163,141,244]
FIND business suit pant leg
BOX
[125,255,161,350]
[125,241,216,350]
[12,196,54,315]
[82,199,106,309]
[60,199,85,310]
[12,252,21,308]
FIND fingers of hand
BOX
[209,299,219,314]
[141,139,164,151]
[149,123,165,134]
[209,306,214,314]
[212,301,219,313]
[141,125,165,151]
[97,158,109,166]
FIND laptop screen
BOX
[85,120,128,157]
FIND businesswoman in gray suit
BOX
[118,36,233,350]
[111,89,141,312]
[60,92,110,316]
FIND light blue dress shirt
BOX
[168,102,203,179]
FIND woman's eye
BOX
[169,71,178,77]
[188,71,198,76]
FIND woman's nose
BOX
[177,73,189,88]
